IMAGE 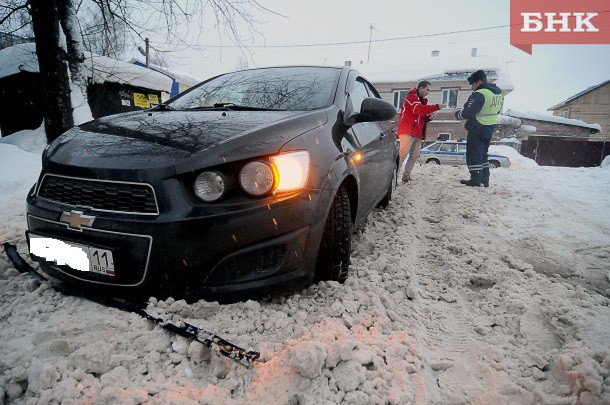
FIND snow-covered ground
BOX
[1,131,609,404]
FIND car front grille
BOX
[37,174,159,215]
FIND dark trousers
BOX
[466,125,494,185]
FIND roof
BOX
[357,54,513,92]
[548,79,610,111]
[128,59,202,87]
[0,43,173,93]
[506,109,602,132]
[357,54,501,83]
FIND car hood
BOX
[45,109,327,173]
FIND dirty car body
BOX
[26,66,398,300]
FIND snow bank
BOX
[0,125,46,153]
[489,145,538,168]
[1,129,609,404]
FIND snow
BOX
[0,43,173,93]
[498,114,521,127]
[357,54,501,83]
[489,145,538,167]
[128,59,202,88]
[506,109,602,132]
[1,129,610,404]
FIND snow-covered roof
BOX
[357,54,501,84]
[548,79,610,110]
[506,109,602,132]
[0,43,173,93]
[128,59,202,87]
[0,42,39,78]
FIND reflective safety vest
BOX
[474,88,503,125]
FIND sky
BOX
[125,0,610,117]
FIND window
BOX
[457,144,467,153]
[393,90,408,109]
[563,111,568,118]
[439,143,457,152]
[427,143,442,151]
[349,79,370,114]
[365,81,382,99]
[168,67,341,111]
[441,88,459,109]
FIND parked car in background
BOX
[418,141,511,168]
[25,66,398,301]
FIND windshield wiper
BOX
[179,103,286,111]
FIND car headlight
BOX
[270,151,309,192]
[239,151,310,197]
[194,171,227,202]
[239,161,277,196]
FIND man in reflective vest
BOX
[455,70,503,187]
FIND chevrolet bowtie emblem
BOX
[60,210,95,230]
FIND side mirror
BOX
[344,97,396,126]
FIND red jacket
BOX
[397,88,441,140]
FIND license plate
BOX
[29,235,115,276]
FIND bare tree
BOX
[1,0,276,143]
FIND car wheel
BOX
[377,162,397,209]
[314,186,352,283]
[489,160,500,169]
[426,158,440,165]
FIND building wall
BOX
[550,82,610,135]
[518,118,598,138]
[373,80,476,141]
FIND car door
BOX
[457,143,467,165]
[364,80,396,178]
[345,73,387,211]
[438,142,458,165]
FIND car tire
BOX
[426,158,440,165]
[489,160,500,169]
[314,186,352,283]
[377,162,397,209]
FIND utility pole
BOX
[145,38,150,68]
[367,24,376,63]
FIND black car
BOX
[26,66,398,300]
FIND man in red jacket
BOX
[397,81,442,183]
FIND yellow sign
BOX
[133,93,150,108]
[148,94,159,105]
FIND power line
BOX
[193,24,513,49]
[189,10,610,50]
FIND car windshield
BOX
[168,67,341,111]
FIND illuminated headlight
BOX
[270,151,309,192]
[239,151,310,197]
[239,161,277,196]
[194,171,226,202]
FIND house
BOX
[129,59,201,99]
[504,109,608,167]
[357,49,514,142]
[0,43,173,136]
[548,79,610,135]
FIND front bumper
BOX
[26,187,327,300]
